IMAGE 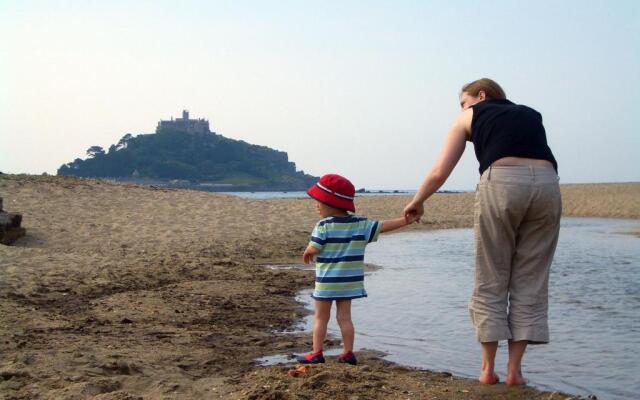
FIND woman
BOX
[404,78,561,385]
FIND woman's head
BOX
[459,78,506,109]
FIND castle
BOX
[156,110,210,134]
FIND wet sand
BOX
[1,175,637,399]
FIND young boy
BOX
[297,173,416,365]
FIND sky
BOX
[1,0,639,190]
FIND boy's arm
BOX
[380,214,418,233]
[303,245,321,264]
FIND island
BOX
[57,110,318,192]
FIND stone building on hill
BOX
[156,109,210,134]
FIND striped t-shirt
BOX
[308,215,382,300]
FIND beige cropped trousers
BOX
[469,165,561,344]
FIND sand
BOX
[560,183,640,219]
[1,175,637,399]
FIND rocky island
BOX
[57,110,318,192]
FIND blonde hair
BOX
[461,78,506,100]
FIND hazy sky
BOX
[2,0,638,190]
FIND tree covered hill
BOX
[57,128,318,190]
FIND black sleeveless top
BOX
[470,99,558,175]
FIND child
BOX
[297,173,416,365]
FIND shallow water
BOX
[296,217,640,400]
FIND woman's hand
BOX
[403,200,424,223]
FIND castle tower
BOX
[157,109,210,134]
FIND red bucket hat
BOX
[307,174,356,212]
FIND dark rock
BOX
[100,361,140,375]
[0,198,26,245]
[0,212,22,227]
[0,368,31,380]
[81,379,121,396]
[0,226,26,245]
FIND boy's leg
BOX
[313,300,332,353]
[335,299,354,353]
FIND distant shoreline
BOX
[2,172,638,194]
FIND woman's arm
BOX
[404,109,472,220]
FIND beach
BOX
[1,175,638,399]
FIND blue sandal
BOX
[338,351,357,365]
[296,351,325,364]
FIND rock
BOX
[0,198,26,245]
[100,360,140,375]
[0,212,21,227]
[81,379,122,396]
[0,368,31,380]
[0,224,26,245]
[20,354,36,365]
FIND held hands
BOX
[303,205,423,264]
[403,200,424,224]
[404,211,421,225]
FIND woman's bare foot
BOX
[506,341,528,385]
[505,372,527,385]
[479,341,499,384]
[478,370,500,384]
